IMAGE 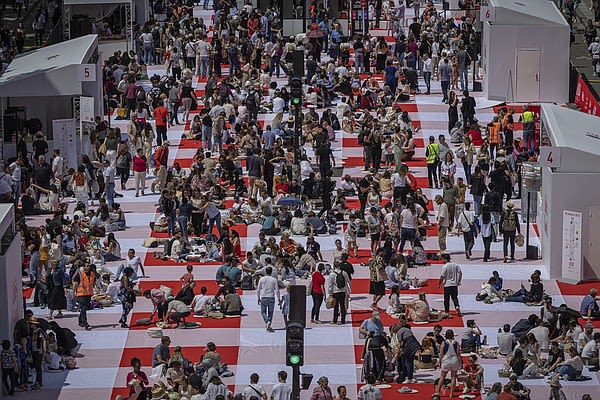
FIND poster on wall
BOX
[562,210,582,282]
[52,119,78,171]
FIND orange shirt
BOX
[153,106,168,127]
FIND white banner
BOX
[52,119,78,171]
[80,96,95,123]
[562,210,582,282]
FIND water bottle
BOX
[483,335,487,345]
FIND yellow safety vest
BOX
[522,111,535,123]
[426,143,440,164]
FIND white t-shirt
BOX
[270,383,291,400]
[581,339,598,359]
[141,32,153,44]
[241,383,266,400]
[529,325,550,352]
[440,262,461,287]
[192,294,210,312]
[272,97,285,113]
[400,208,417,229]
[497,332,515,355]
[52,156,64,177]
[127,255,143,276]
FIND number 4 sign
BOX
[480,6,496,22]
[539,146,561,168]
[79,64,97,82]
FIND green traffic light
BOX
[289,355,301,365]
[291,97,301,106]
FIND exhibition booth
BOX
[539,104,600,282]
[0,35,101,166]
[0,204,22,345]
[481,0,569,103]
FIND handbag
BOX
[515,233,525,247]
[98,141,107,155]
[326,295,336,309]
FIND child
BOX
[279,285,290,325]
[386,285,402,316]
[384,136,394,168]
[13,340,27,391]
[180,265,194,288]
[1,340,17,395]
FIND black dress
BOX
[47,269,67,311]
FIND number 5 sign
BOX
[480,6,496,22]
[79,64,97,82]
[539,146,561,168]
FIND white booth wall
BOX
[541,167,600,280]
[482,23,569,103]
[0,205,22,346]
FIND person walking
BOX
[434,330,462,398]
[480,205,494,262]
[152,141,169,193]
[103,159,116,208]
[425,136,440,189]
[328,263,350,325]
[73,263,96,330]
[460,90,477,134]
[422,53,432,95]
[435,195,449,254]
[499,200,520,263]
[46,261,66,319]
[132,148,147,197]
[257,267,280,332]
[439,53,452,103]
[368,248,387,311]
[456,202,476,259]
[438,254,462,316]
[118,267,136,328]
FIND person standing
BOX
[442,179,458,232]
[438,254,462,316]
[46,261,66,319]
[103,159,116,208]
[460,90,477,134]
[73,263,95,330]
[425,136,440,188]
[457,45,470,91]
[368,248,387,311]
[502,108,515,148]
[499,200,520,263]
[328,263,350,325]
[310,264,326,324]
[257,266,280,332]
[28,318,46,390]
[435,195,449,254]
[270,371,291,400]
[118,267,136,328]
[8,158,22,207]
[456,202,476,260]
[132,148,147,197]
[153,101,168,146]
[434,330,462,398]
[152,141,169,193]
[520,105,536,152]
[439,54,452,103]
[480,205,494,262]
[422,53,432,95]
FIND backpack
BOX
[502,210,517,231]
[335,271,346,289]
[241,275,254,290]
[246,91,258,109]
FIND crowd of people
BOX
[1,0,598,399]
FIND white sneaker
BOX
[402,379,411,384]
[463,387,469,394]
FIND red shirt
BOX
[132,155,147,172]
[153,106,168,127]
[126,371,149,396]
[311,271,325,295]
[468,128,484,146]
[498,393,517,400]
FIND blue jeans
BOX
[208,212,223,241]
[270,56,281,77]
[556,365,578,379]
[144,43,153,65]
[114,264,139,281]
[168,212,176,236]
[423,71,431,93]
[523,125,535,151]
[106,182,115,207]
[504,288,526,303]
[355,51,364,73]
[200,55,211,77]
[260,297,275,324]
[472,194,483,216]
[178,215,189,239]
[462,161,472,184]
[459,68,469,91]
[399,227,416,252]
[202,125,212,150]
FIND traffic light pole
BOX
[292,365,301,400]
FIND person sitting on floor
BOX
[404,292,443,322]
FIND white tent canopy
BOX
[0,35,98,97]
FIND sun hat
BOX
[505,200,514,208]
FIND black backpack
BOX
[335,271,346,289]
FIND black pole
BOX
[292,365,301,400]
[525,191,531,255]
